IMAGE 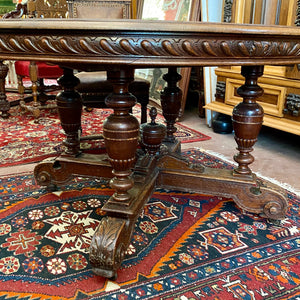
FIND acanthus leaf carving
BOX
[202,41,218,56]
[0,38,13,52]
[288,43,300,56]
[99,38,120,55]
[253,41,264,56]
[162,40,180,56]
[59,38,79,54]
[24,38,43,53]
[261,42,271,56]
[278,42,288,55]
[0,33,300,62]
[9,38,26,52]
[79,38,102,54]
[182,40,198,56]
[89,216,128,278]
[41,37,61,53]
[220,41,234,56]
[238,41,250,56]
[141,40,161,56]
[120,39,140,55]
[264,42,276,56]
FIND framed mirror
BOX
[136,0,201,117]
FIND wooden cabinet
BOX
[205,0,300,135]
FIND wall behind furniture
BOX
[201,0,223,126]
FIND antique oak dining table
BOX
[0,19,299,278]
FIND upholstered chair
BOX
[67,0,150,123]
[3,0,68,121]
[14,61,64,120]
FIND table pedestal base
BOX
[33,65,288,278]
[34,148,287,278]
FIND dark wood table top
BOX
[0,19,300,70]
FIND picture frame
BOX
[136,0,201,117]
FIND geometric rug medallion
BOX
[0,149,299,299]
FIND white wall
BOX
[200,0,223,126]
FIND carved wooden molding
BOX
[1,21,300,67]
[1,35,299,59]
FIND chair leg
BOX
[38,78,48,106]
[0,61,9,119]
[16,62,59,122]
[18,64,41,121]
[139,96,148,124]
[29,62,41,121]
[17,74,26,112]
[129,81,150,124]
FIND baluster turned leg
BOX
[160,67,182,144]
[56,68,82,156]
[89,68,140,278]
[232,66,264,177]
[0,61,9,119]
[103,68,140,202]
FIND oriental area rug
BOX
[0,98,210,167]
[0,149,299,300]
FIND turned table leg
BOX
[34,68,83,190]
[232,65,264,178]
[56,68,82,156]
[0,61,9,119]
[157,64,287,221]
[160,67,182,144]
[102,68,140,202]
[89,67,142,278]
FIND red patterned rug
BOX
[4,92,21,104]
[0,149,299,300]
[0,95,210,167]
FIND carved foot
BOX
[34,154,114,189]
[227,182,288,220]
[34,160,73,190]
[89,216,132,278]
[258,182,288,220]
[89,166,159,277]
[157,156,288,220]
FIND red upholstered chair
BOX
[3,0,68,121]
[14,61,64,120]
